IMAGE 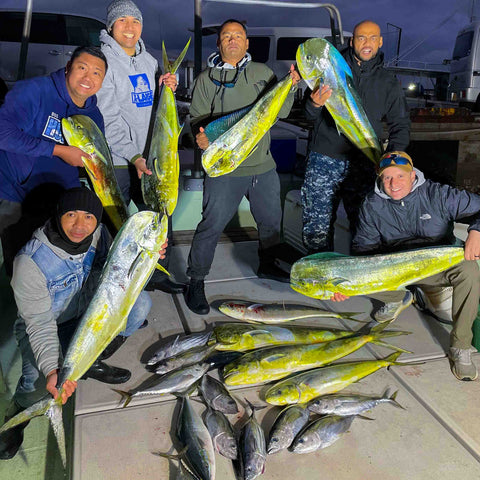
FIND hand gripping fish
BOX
[296,38,382,164]
[62,115,129,230]
[201,74,293,177]
[0,211,168,466]
[142,39,191,216]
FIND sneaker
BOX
[373,291,413,323]
[449,347,478,381]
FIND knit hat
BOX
[106,0,143,31]
[377,151,413,176]
[57,187,103,223]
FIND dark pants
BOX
[187,168,282,279]
[302,151,376,253]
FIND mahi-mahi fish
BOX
[218,301,362,324]
[296,37,381,163]
[290,246,465,300]
[201,74,293,177]
[0,211,168,465]
[142,39,191,216]
[62,115,129,230]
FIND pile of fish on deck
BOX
[117,302,413,480]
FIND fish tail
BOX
[0,397,66,467]
[384,389,406,410]
[112,389,133,408]
[164,38,191,75]
[370,339,413,354]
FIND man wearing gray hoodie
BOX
[96,0,185,294]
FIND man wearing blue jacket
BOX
[0,46,107,276]
[334,151,480,381]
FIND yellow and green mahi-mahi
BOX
[0,211,168,466]
[265,351,410,405]
[296,38,381,164]
[222,323,410,386]
[218,301,362,323]
[62,115,128,230]
[142,39,190,216]
[214,323,357,352]
[290,246,465,300]
[201,74,293,177]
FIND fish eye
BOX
[306,55,312,61]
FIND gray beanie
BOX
[106,0,143,31]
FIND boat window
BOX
[65,15,104,47]
[452,31,474,60]
[277,37,310,60]
[248,36,270,63]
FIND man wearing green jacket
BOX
[186,19,300,314]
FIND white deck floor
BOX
[70,241,480,480]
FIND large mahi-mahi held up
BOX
[142,39,190,216]
[62,115,128,230]
[201,74,293,177]
[290,246,465,300]
[296,38,381,164]
[0,211,168,466]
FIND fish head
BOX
[218,301,248,320]
[218,434,238,460]
[244,452,265,480]
[61,116,96,157]
[134,211,167,253]
[215,395,238,415]
[296,38,333,91]
[265,382,301,406]
[290,429,317,454]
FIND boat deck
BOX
[2,235,480,479]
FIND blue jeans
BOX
[12,290,151,409]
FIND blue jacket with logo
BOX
[0,68,104,202]
[352,168,480,254]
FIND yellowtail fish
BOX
[201,75,293,177]
[218,301,362,324]
[0,211,168,465]
[142,39,191,216]
[267,404,309,454]
[290,246,465,300]
[223,323,410,386]
[62,115,128,230]
[265,352,411,405]
[213,323,356,352]
[296,38,381,163]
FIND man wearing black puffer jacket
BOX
[302,20,410,253]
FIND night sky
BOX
[3,0,478,65]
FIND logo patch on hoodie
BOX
[420,213,431,220]
[129,74,153,108]
[42,113,64,143]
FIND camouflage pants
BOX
[301,151,376,252]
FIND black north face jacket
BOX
[352,169,480,254]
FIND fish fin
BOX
[339,312,366,323]
[385,390,406,410]
[155,264,171,276]
[82,162,99,181]
[331,277,348,286]
[162,41,170,73]
[244,398,267,416]
[153,445,189,460]
[357,415,375,421]
[0,397,54,433]
[170,38,191,74]
[152,157,162,179]
[112,389,132,408]
[46,401,66,467]
[306,252,347,260]
[370,339,413,354]
[128,251,142,279]
[248,329,273,336]
[260,353,288,363]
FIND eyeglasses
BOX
[209,61,247,88]
[379,154,412,169]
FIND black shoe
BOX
[99,335,127,361]
[257,260,290,283]
[145,276,186,294]
[185,279,210,315]
[82,360,131,384]
[0,402,28,460]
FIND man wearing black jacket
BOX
[302,20,410,253]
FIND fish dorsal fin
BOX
[204,105,253,143]
[305,252,347,261]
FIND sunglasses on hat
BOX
[379,154,412,170]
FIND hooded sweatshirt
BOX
[352,168,480,254]
[97,29,158,167]
[0,69,104,203]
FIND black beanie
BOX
[57,187,103,223]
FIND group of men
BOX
[1,0,480,462]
